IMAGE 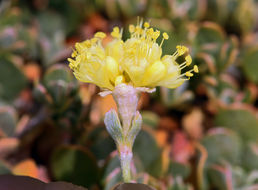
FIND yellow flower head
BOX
[68,20,198,90]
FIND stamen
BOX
[160,32,169,47]
[176,45,189,56]
[111,27,121,38]
[135,26,142,37]
[185,71,193,77]
[147,28,154,41]
[91,38,98,44]
[94,32,106,39]
[129,25,135,33]
[71,48,77,57]
[153,30,160,41]
[144,22,150,28]
[194,65,199,73]
[68,58,74,63]
[185,55,192,66]
[113,27,119,33]
[179,62,188,70]
[82,40,91,48]
[75,43,84,52]
[68,58,79,69]
[163,32,169,40]
[172,51,178,57]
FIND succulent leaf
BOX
[104,109,123,143]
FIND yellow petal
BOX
[142,61,166,86]
[160,79,185,89]
[128,66,145,85]
[148,43,162,61]
[105,40,124,61]
[106,56,119,82]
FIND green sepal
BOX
[126,111,142,145]
[104,109,123,143]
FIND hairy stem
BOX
[119,144,133,182]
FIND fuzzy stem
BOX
[119,144,133,182]
[112,84,139,135]
[111,84,142,182]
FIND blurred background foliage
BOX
[0,0,257,189]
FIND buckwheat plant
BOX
[68,19,198,182]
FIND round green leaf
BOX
[87,127,116,161]
[201,128,242,165]
[133,129,162,177]
[215,109,258,142]
[0,57,27,101]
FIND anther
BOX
[193,65,199,73]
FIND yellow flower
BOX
[68,20,198,90]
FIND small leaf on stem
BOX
[104,109,123,143]
[127,111,142,145]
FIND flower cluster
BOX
[68,20,198,90]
